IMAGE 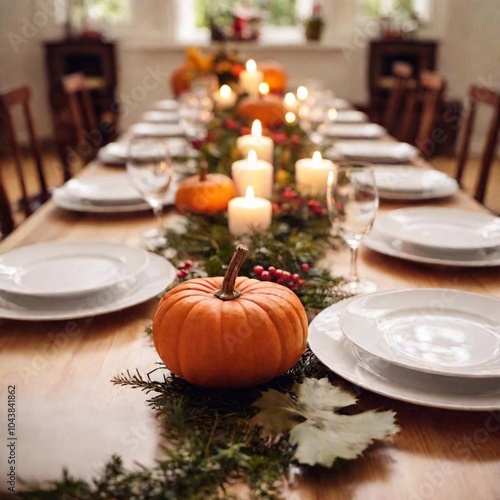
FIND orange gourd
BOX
[175,166,236,214]
[170,65,191,97]
[237,94,286,129]
[261,61,288,94]
[152,246,308,389]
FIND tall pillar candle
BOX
[231,150,273,199]
[295,151,334,198]
[239,59,263,97]
[236,119,274,164]
[228,186,272,236]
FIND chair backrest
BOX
[62,73,98,156]
[384,62,414,136]
[0,172,15,238]
[415,71,446,155]
[0,85,49,217]
[456,84,500,205]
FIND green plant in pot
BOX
[305,2,324,41]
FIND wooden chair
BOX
[384,62,414,137]
[0,85,50,218]
[456,84,500,205]
[399,71,445,155]
[62,73,99,164]
[0,173,15,238]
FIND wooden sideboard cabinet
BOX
[44,39,118,176]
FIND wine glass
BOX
[300,103,326,145]
[327,163,379,295]
[126,136,174,248]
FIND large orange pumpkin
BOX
[237,94,286,129]
[153,246,308,389]
[175,165,236,214]
[260,61,288,94]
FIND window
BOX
[54,0,131,25]
[362,0,430,21]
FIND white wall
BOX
[0,0,498,154]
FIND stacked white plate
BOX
[371,166,459,200]
[365,207,500,267]
[97,138,188,165]
[152,99,179,111]
[309,289,500,410]
[325,123,385,139]
[333,110,368,123]
[142,110,179,123]
[0,240,176,321]
[53,174,177,214]
[129,122,185,138]
[327,141,419,164]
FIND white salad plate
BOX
[63,175,143,204]
[326,123,385,139]
[142,110,179,123]
[130,123,185,138]
[339,289,500,378]
[152,99,179,111]
[375,208,500,252]
[0,253,175,321]
[363,229,500,267]
[333,110,368,123]
[331,141,419,163]
[0,240,150,298]
[371,167,459,200]
[309,299,500,410]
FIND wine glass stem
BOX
[349,246,360,283]
[151,202,163,235]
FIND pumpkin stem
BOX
[199,162,208,182]
[214,245,248,301]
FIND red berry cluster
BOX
[253,263,310,291]
[176,260,193,280]
[272,187,327,217]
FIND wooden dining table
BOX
[0,139,499,499]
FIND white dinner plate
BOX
[376,208,500,252]
[0,241,150,298]
[153,99,179,111]
[363,229,500,267]
[142,110,179,123]
[309,299,500,410]
[130,123,185,138]
[372,167,459,200]
[63,175,143,204]
[334,110,368,123]
[325,123,385,139]
[331,141,419,163]
[340,289,500,378]
[0,253,175,321]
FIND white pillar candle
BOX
[295,151,334,198]
[231,150,273,199]
[240,59,263,97]
[228,186,272,236]
[236,119,274,164]
[214,84,237,109]
[284,92,299,113]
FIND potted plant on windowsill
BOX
[304,2,324,42]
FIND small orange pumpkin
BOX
[175,165,236,214]
[153,246,308,389]
[260,61,288,94]
[237,94,286,129]
[170,65,191,97]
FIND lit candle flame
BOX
[328,108,338,121]
[245,185,255,199]
[284,92,296,106]
[246,59,257,73]
[251,119,262,139]
[220,85,232,98]
[259,82,270,95]
[247,150,257,163]
[285,111,296,123]
[312,151,323,166]
[297,86,308,101]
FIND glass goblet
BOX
[327,163,379,295]
[126,136,173,248]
